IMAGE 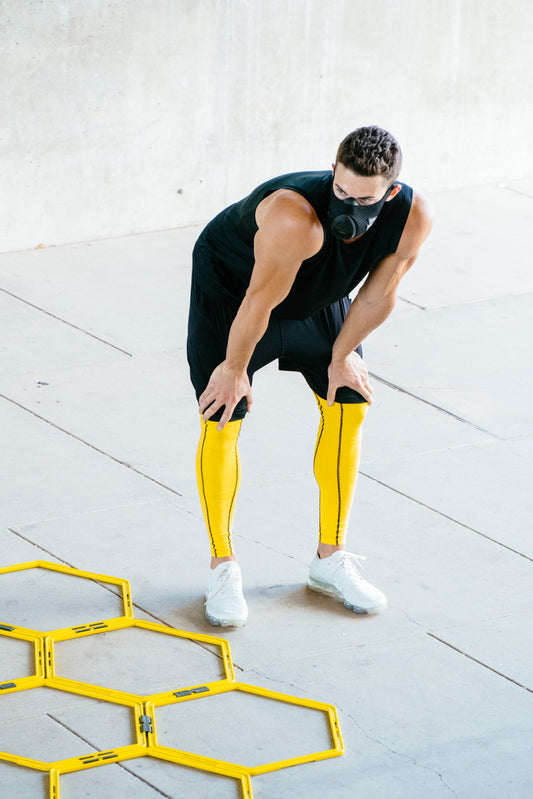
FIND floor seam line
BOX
[0,393,182,497]
[8,528,74,568]
[0,222,200,256]
[7,528,129,610]
[397,295,427,310]
[7,527,233,670]
[427,633,533,694]
[47,714,175,798]
[0,286,133,357]
[368,374,501,439]
[501,185,533,201]
[360,473,533,562]
[7,528,163,622]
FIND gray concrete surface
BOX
[1,180,533,797]
[3,0,533,251]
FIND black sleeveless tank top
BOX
[194,170,413,320]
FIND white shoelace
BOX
[206,564,241,602]
[333,552,367,584]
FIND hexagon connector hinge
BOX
[139,714,153,733]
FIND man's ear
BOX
[331,163,336,175]
[386,183,402,201]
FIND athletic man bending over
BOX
[187,126,432,627]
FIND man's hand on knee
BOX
[199,362,253,429]
[326,351,373,406]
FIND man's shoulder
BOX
[407,191,434,237]
[255,170,330,223]
[396,190,433,258]
[256,185,324,238]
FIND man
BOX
[187,126,432,627]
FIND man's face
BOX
[328,163,399,240]
[331,163,392,206]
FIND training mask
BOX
[328,185,393,240]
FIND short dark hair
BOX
[336,126,402,184]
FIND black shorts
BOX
[187,278,366,422]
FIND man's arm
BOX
[199,190,323,429]
[326,192,433,405]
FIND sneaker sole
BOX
[307,578,387,614]
[205,611,247,628]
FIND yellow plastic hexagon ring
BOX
[0,560,344,798]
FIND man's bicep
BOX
[246,231,302,309]
[247,212,319,309]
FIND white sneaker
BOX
[308,551,387,614]
[205,562,248,627]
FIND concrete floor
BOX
[1,179,532,797]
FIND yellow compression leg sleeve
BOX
[195,419,243,558]
[313,394,368,547]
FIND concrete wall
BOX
[2,0,532,252]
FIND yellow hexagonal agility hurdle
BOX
[146,680,345,777]
[0,561,344,798]
[47,617,235,699]
[0,560,134,624]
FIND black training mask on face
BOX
[328,185,393,240]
